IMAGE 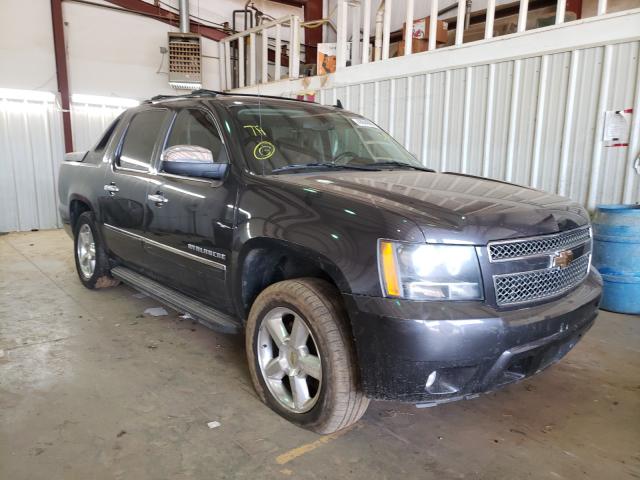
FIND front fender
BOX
[233,179,424,298]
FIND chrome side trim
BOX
[104,223,139,240]
[103,223,226,271]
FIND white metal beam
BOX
[289,16,300,79]
[362,0,371,63]
[261,29,268,84]
[517,0,529,32]
[238,37,245,88]
[224,41,231,89]
[351,2,361,65]
[249,32,256,86]
[274,24,282,82]
[429,0,439,50]
[382,0,392,60]
[455,0,465,45]
[485,0,495,39]
[404,0,414,55]
[597,0,608,15]
[556,0,567,24]
[336,0,349,69]
[218,42,226,90]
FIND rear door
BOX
[100,108,170,271]
[143,106,237,311]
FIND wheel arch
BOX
[69,195,95,230]
[234,237,351,321]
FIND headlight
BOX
[378,240,484,300]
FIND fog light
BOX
[425,370,437,389]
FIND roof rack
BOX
[143,89,318,105]
[144,89,223,104]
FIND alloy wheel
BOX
[257,307,323,413]
[76,223,96,280]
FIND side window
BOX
[117,110,167,171]
[165,109,227,163]
[94,115,121,154]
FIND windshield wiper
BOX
[270,163,380,174]
[364,161,435,172]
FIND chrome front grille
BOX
[488,226,591,262]
[494,255,590,306]
[488,226,592,306]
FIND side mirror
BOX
[160,145,228,180]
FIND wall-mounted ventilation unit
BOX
[168,32,202,90]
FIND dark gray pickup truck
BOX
[58,90,602,433]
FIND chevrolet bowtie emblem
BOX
[552,250,574,269]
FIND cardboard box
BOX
[404,16,448,44]
[397,38,428,56]
[317,42,352,74]
[397,18,447,56]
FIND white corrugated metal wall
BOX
[2,27,639,231]
[315,40,640,210]
[0,90,126,232]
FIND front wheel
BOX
[246,278,369,434]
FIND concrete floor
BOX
[0,230,638,480]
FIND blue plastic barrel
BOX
[592,204,640,314]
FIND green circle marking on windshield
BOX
[254,141,275,160]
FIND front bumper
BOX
[344,269,602,403]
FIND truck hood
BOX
[270,170,590,244]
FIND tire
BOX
[73,211,119,290]
[246,278,369,434]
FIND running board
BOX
[111,266,241,334]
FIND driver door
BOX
[143,107,236,312]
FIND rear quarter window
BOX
[93,115,122,154]
[117,110,168,171]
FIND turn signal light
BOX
[379,240,402,297]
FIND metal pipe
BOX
[179,0,189,33]
[464,0,472,29]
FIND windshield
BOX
[226,102,424,175]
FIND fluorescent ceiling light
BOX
[169,82,202,90]
[71,94,140,108]
[0,88,56,102]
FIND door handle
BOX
[103,183,119,195]
[148,193,169,205]
[634,153,640,176]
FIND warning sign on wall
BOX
[603,109,632,147]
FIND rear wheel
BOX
[73,212,119,289]
[246,278,369,434]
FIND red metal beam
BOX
[303,0,322,63]
[103,0,228,41]
[50,0,73,153]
